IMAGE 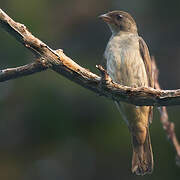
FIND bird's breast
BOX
[104,34,148,87]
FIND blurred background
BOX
[0,0,180,179]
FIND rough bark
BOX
[1,8,180,107]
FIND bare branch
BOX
[1,8,180,106]
[152,57,180,166]
[0,59,48,82]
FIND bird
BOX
[99,11,154,175]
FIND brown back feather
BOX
[139,37,154,123]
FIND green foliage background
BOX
[1,0,180,179]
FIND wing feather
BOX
[139,37,154,123]
[139,37,154,88]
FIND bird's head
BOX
[99,11,138,35]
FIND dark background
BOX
[0,0,180,179]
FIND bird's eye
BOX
[116,14,123,20]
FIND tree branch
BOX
[152,57,180,166]
[1,8,180,106]
[0,59,48,82]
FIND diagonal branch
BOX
[1,8,180,106]
[152,57,180,166]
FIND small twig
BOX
[96,65,112,83]
[152,57,180,166]
[0,58,49,82]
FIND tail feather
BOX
[131,128,153,175]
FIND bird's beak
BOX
[98,13,111,23]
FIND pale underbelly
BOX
[106,50,148,87]
[105,36,150,128]
[106,49,150,127]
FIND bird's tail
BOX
[131,127,153,175]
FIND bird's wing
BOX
[139,37,154,123]
[139,37,153,88]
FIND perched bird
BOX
[99,11,154,175]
